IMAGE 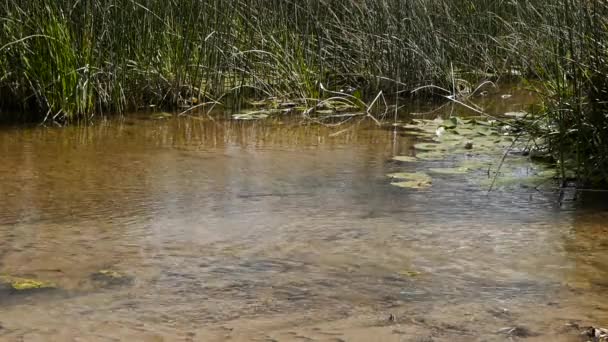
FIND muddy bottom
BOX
[0,97,607,341]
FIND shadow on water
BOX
[0,89,607,340]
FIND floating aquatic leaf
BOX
[388,172,432,189]
[416,151,446,160]
[232,111,269,120]
[480,175,554,189]
[504,111,528,118]
[536,169,558,178]
[392,156,418,162]
[151,112,173,120]
[452,128,476,136]
[402,124,422,130]
[459,160,492,171]
[405,131,434,138]
[428,167,470,175]
[435,133,465,143]
[391,180,432,189]
[414,143,443,151]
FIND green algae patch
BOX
[0,275,56,292]
[388,172,432,189]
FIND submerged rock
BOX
[497,326,538,338]
[91,270,133,287]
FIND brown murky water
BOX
[0,92,607,341]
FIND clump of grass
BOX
[0,0,560,120]
[1,0,608,185]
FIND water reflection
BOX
[0,98,606,340]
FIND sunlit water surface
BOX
[0,92,607,341]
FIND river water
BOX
[0,93,607,341]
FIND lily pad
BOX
[151,112,173,120]
[391,180,432,189]
[414,143,444,151]
[392,156,418,162]
[416,151,447,160]
[504,111,528,118]
[428,167,470,175]
[479,175,553,189]
[232,111,269,120]
[387,172,432,189]
[458,160,492,171]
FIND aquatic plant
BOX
[0,0,594,117]
[0,275,56,291]
[390,116,557,191]
[1,0,607,184]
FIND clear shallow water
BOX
[0,96,607,341]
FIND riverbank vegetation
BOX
[1,0,607,185]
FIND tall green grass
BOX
[1,0,607,184]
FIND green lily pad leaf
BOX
[416,151,447,160]
[452,128,476,136]
[441,119,458,129]
[232,111,269,120]
[414,143,443,151]
[536,169,557,178]
[428,167,470,175]
[151,112,173,120]
[391,180,432,189]
[388,172,432,189]
[402,124,422,130]
[392,156,418,162]
[504,111,528,118]
[407,131,435,138]
[458,160,492,171]
[435,133,465,142]
[474,126,497,136]
[479,175,552,189]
